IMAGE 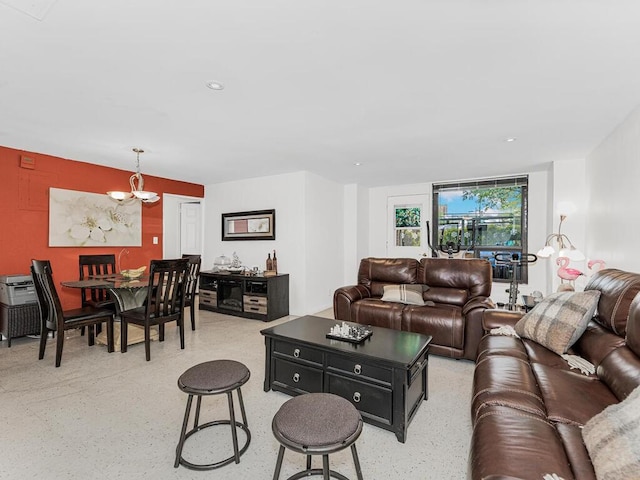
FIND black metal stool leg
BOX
[273,445,286,480]
[193,395,202,428]
[306,454,312,470]
[351,444,364,480]
[237,387,248,427]
[322,454,330,480]
[227,391,240,463]
[174,394,194,468]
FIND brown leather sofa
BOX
[469,268,640,479]
[333,257,494,360]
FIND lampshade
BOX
[107,148,160,204]
[538,214,584,261]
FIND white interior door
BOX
[386,194,430,259]
[180,202,202,256]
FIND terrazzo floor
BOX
[0,307,474,480]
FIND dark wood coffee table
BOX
[261,315,431,442]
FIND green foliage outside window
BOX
[395,207,421,227]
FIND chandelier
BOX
[107,148,160,203]
[536,214,585,261]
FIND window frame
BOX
[431,176,529,283]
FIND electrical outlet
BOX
[153,236,158,244]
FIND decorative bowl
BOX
[121,266,146,279]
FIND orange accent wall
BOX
[0,145,204,309]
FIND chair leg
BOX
[190,303,196,331]
[38,327,48,360]
[272,445,286,480]
[121,319,128,353]
[144,324,151,361]
[179,317,185,350]
[55,327,65,367]
[159,323,165,342]
[88,324,95,346]
[106,317,114,353]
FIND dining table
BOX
[61,273,155,351]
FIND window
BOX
[432,176,529,283]
[394,205,422,247]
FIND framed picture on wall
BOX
[222,209,276,241]
[49,188,142,246]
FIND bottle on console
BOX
[266,253,273,272]
[273,250,278,274]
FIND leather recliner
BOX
[333,257,494,361]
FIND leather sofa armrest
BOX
[462,296,496,316]
[333,285,371,321]
[482,309,525,331]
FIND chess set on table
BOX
[326,321,373,344]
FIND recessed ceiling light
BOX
[354,162,362,166]
[206,81,224,90]
[505,137,517,142]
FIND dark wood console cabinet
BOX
[198,271,289,322]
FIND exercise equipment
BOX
[494,252,537,310]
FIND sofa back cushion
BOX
[584,268,640,336]
[418,258,492,306]
[627,294,640,357]
[358,257,419,297]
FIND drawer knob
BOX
[293,348,300,358]
[293,373,300,383]
[353,392,361,403]
[354,364,362,375]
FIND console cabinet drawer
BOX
[273,340,323,366]
[243,295,267,306]
[273,358,323,394]
[199,290,217,307]
[327,354,392,385]
[327,373,392,424]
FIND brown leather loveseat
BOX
[469,268,640,479]
[333,257,494,360]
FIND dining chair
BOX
[78,254,117,309]
[31,259,115,367]
[181,254,202,331]
[120,258,189,361]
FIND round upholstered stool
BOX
[272,393,364,480]
[174,360,251,470]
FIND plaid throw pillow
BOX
[381,284,425,306]
[582,386,640,480]
[514,290,600,355]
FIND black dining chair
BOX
[181,254,201,331]
[79,254,117,309]
[120,258,189,361]
[31,259,115,367]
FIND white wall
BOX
[343,184,370,286]
[586,105,640,273]
[203,171,344,315]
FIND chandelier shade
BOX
[107,148,160,204]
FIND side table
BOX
[1,303,40,347]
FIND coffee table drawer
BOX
[274,340,323,366]
[273,358,322,393]
[327,373,392,424]
[327,354,392,386]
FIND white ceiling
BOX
[2,0,640,187]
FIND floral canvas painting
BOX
[49,188,142,246]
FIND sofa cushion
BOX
[402,304,464,349]
[582,386,640,480]
[514,290,600,355]
[380,284,425,306]
[350,298,404,330]
[357,257,418,297]
[532,363,619,425]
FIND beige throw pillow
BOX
[582,386,640,480]
[381,284,425,306]
[514,290,600,355]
